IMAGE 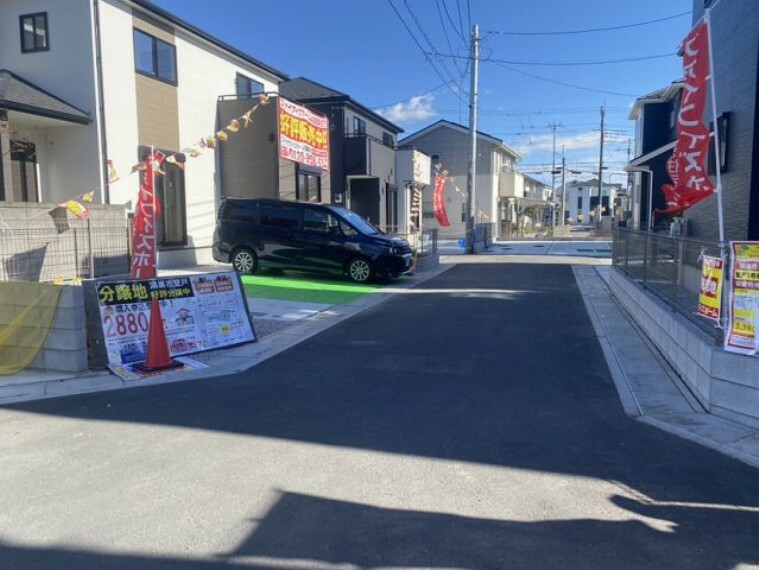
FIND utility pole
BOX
[465,24,480,254]
[549,122,560,211]
[596,105,605,230]
[561,148,566,226]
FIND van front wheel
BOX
[347,257,374,283]
[232,248,258,275]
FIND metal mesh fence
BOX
[392,229,438,257]
[613,228,724,340]
[0,218,130,282]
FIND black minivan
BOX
[212,198,412,282]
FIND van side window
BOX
[303,209,330,233]
[339,220,357,237]
[226,202,256,222]
[260,204,299,229]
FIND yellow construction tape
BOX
[0,282,63,375]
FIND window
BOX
[297,169,321,203]
[303,209,339,234]
[382,132,393,147]
[260,204,299,229]
[577,196,583,210]
[133,29,177,84]
[20,13,49,53]
[236,73,263,98]
[10,140,39,202]
[353,116,366,135]
[461,202,467,223]
[139,148,186,246]
[386,184,398,233]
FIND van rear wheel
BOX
[232,248,258,275]
[347,257,374,283]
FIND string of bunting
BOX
[51,94,271,220]
[432,162,489,220]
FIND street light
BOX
[624,165,653,231]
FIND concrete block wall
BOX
[610,268,759,429]
[0,285,87,372]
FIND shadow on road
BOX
[4,264,759,568]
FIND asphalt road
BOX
[1,263,759,569]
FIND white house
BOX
[399,120,521,239]
[0,0,287,267]
[564,179,621,224]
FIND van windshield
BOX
[332,207,382,235]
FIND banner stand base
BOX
[133,360,184,373]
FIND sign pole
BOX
[705,8,725,247]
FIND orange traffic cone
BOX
[135,298,183,371]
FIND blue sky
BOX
[153,0,694,186]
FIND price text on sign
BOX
[96,273,255,365]
[697,255,724,322]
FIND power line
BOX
[489,60,637,98]
[386,0,465,103]
[431,50,676,66]
[439,0,467,43]
[485,11,690,36]
[403,0,460,85]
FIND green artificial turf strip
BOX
[241,272,381,304]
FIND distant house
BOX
[564,179,621,224]
[625,0,759,240]
[279,77,404,232]
[400,119,521,238]
[0,0,287,267]
[626,81,683,230]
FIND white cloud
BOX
[514,130,631,158]
[377,94,436,124]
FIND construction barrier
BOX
[0,282,62,375]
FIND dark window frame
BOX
[138,147,187,247]
[296,167,322,203]
[382,131,394,148]
[20,12,49,53]
[235,73,264,98]
[353,116,366,135]
[133,29,177,86]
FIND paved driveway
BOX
[1,263,757,569]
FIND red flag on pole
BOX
[658,22,715,215]
[433,175,451,227]
[130,152,162,279]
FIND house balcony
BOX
[344,133,395,178]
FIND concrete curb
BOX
[573,265,759,470]
[0,263,454,405]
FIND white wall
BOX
[174,27,280,259]
[0,0,103,203]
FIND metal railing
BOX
[613,227,723,340]
[0,219,131,282]
[392,229,438,257]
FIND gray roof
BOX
[280,77,404,134]
[0,70,90,124]
[401,120,521,160]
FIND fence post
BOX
[87,218,95,279]
[643,231,649,284]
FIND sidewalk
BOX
[0,264,452,405]
[575,265,759,469]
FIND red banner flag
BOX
[433,175,451,227]
[658,22,715,216]
[130,153,162,279]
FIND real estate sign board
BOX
[697,255,724,322]
[278,97,329,171]
[95,272,255,365]
[725,242,759,355]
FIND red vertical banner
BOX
[130,153,161,279]
[433,175,451,227]
[658,22,715,215]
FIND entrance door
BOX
[9,140,38,202]
[348,178,380,225]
